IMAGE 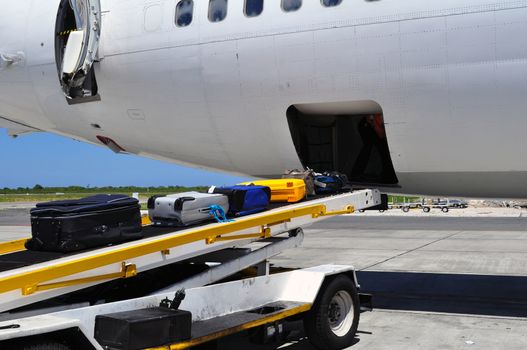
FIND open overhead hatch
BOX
[55,0,101,104]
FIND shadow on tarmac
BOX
[216,324,360,350]
[357,271,527,318]
[219,271,527,349]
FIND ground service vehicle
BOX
[0,190,381,350]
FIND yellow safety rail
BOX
[21,263,137,296]
[0,203,353,296]
[0,239,28,255]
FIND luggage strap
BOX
[314,180,328,188]
[208,205,233,223]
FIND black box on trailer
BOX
[94,307,192,350]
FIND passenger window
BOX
[245,0,263,17]
[209,0,228,22]
[175,0,193,27]
[321,0,342,7]
[282,0,302,12]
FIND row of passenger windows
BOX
[175,0,344,27]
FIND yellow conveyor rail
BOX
[0,239,28,255]
[0,204,353,296]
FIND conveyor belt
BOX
[0,195,337,273]
[0,190,379,314]
[0,251,67,273]
[0,226,178,273]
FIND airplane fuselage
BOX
[1,0,527,197]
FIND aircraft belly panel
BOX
[394,172,527,198]
[63,2,527,178]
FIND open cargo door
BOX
[287,102,399,186]
[56,0,101,103]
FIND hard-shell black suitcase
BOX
[25,194,143,253]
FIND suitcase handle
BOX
[174,197,196,211]
[147,195,165,209]
[94,225,109,233]
[314,180,328,188]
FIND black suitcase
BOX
[25,194,143,253]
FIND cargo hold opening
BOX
[287,101,398,185]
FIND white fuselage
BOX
[1,0,526,197]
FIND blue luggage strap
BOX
[208,205,234,223]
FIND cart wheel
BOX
[378,210,385,213]
[442,207,449,213]
[303,275,360,350]
[358,209,365,213]
[423,207,430,213]
[402,207,410,213]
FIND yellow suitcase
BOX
[239,179,306,203]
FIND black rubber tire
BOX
[303,275,360,350]
[22,342,71,350]
[423,207,431,213]
[402,207,410,213]
[358,210,365,213]
[442,207,449,213]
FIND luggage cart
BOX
[0,190,381,349]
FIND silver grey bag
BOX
[282,169,316,196]
[148,192,229,226]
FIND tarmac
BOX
[1,208,527,349]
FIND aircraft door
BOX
[287,103,399,186]
[56,0,101,103]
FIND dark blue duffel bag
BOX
[212,185,270,217]
[314,172,351,195]
[26,194,143,252]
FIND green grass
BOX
[0,186,209,203]
[0,194,88,202]
[387,195,420,204]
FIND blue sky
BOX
[0,129,250,188]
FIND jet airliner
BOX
[1,0,526,197]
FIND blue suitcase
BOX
[211,185,270,216]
